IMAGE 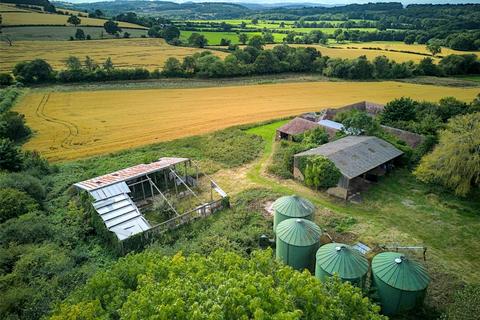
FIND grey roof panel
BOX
[295,136,403,179]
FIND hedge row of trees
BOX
[5,46,479,86]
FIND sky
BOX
[61,0,480,5]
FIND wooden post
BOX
[141,180,146,200]
[164,169,168,189]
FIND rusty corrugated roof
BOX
[74,157,189,191]
[277,117,320,136]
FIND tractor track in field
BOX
[35,93,81,149]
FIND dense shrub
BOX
[0,212,52,245]
[0,73,14,86]
[0,188,38,223]
[0,138,23,171]
[303,155,341,189]
[0,87,22,113]
[13,59,54,83]
[268,140,310,178]
[0,172,46,202]
[0,111,31,142]
[50,250,384,319]
[414,112,480,196]
[301,127,329,147]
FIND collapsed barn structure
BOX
[294,136,403,200]
[74,157,228,251]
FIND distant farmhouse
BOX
[294,136,403,200]
[277,101,424,148]
[276,101,421,200]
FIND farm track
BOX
[35,93,81,150]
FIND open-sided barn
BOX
[294,136,403,199]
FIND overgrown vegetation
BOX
[303,156,341,189]
[414,112,480,197]
[0,117,266,319]
[49,249,384,319]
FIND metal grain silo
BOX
[276,218,321,271]
[315,243,369,288]
[371,252,430,316]
[273,195,315,232]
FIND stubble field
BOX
[15,81,479,161]
[0,38,227,72]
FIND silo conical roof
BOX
[273,195,315,218]
[276,218,321,246]
[372,252,430,291]
[316,243,369,280]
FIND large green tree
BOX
[303,156,341,189]
[50,249,384,319]
[414,112,480,196]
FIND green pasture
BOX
[180,30,286,45]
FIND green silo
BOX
[371,252,430,316]
[276,218,321,271]
[315,243,369,288]
[273,195,315,232]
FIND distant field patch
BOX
[264,44,433,63]
[16,81,478,161]
[1,26,147,41]
[1,11,145,28]
[334,41,479,58]
[180,30,285,45]
[0,38,227,72]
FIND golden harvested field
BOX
[1,11,145,28]
[267,42,478,63]
[16,81,479,161]
[334,41,479,57]
[265,44,429,63]
[0,3,32,12]
[0,38,227,72]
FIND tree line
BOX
[4,44,479,85]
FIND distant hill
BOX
[2,0,56,12]
[56,1,253,19]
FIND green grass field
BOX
[180,30,285,45]
[1,26,147,41]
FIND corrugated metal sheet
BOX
[317,119,345,131]
[276,218,322,247]
[90,182,130,201]
[315,243,369,280]
[294,136,403,179]
[74,157,189,191]
[372,252,430,291]
[92,193,151,241]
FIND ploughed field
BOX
[16,81,479,161]
[0,38,227,73]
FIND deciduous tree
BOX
[414,112,480,196]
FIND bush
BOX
[12,59,54,83]
[0,212,52,245]
[0,138,23,171]
[0,111,31,142]
[50,250,384,319]
[268,140,309,179]
[0,87,21,113]
[0,188,38,223]
[303,155,341,189]
[0,172,46,201]
[0,73,14,86]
